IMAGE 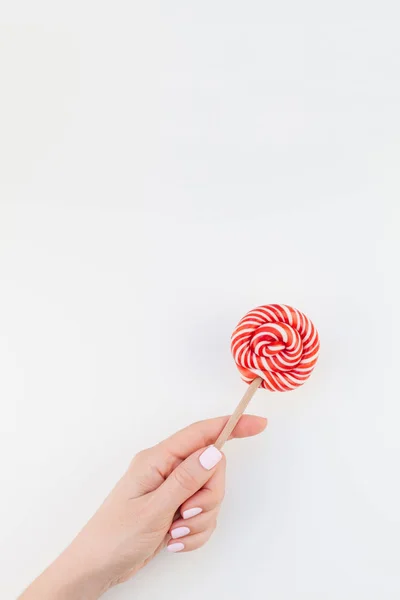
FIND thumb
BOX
[155,445,224,513]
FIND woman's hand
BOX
[20,415,267,599]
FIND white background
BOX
[1,2,399,599]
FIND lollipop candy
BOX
[215,304,320,449]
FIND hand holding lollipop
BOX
[19,303,319,599]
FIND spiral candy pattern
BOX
[231,304,320,392]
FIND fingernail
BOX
[171,526,190,539]
[199,445,222,470]
[182,507,202,520]
[167,542,184,553]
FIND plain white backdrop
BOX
[1,2,399,598]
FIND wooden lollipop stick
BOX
[214,377,262,450]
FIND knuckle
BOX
[134,448,150,460]
[194,542,205,550]
[205,515,217,534]
[209,489,224,507]
[191,538,204,550]
[129,448,150,469]
[173,464,199,492]
[198,532,212,549]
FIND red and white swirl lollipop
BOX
[215,304,320,449]
[232,304,319,391]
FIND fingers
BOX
[180,458,225,518]
[170,508,218,540]
[158,415,267,466]
[232,414,267,439]
[155,445,224,512]
[128,415,266,498]
[166,458,225,555]
[168,529,216,553]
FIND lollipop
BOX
[215,304,320,449]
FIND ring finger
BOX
[169,508,218,540]
[167,529,214,553]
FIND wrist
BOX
[20,538,110,600]
[60,541,110,599]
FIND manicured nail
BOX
[199,445,222,470]
[182,507,202,520]
[168,542,184,553]
[171,526,190,539]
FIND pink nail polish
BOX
[199,445,222,470]
[171,526,190,539]
[168,542,184,553]
[182,507,202,520]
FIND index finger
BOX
[158,414,267,461]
